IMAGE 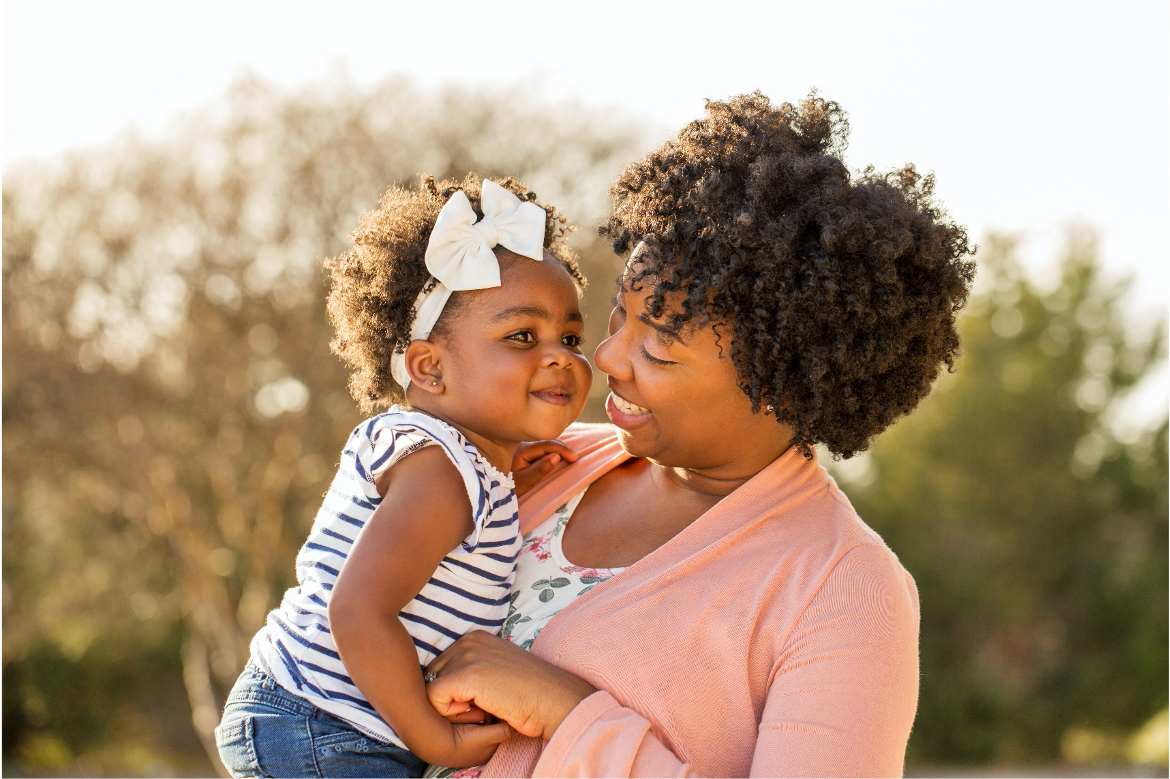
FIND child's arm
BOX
[329,445,513,767]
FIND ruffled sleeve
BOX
[347,410,496,548]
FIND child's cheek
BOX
[576,355,594,406]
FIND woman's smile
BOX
[606,389,653,429]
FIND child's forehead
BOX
[461,251,582,320]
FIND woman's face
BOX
[593,271,793,474]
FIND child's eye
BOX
[506,331,535,344]
[562,334,583,349]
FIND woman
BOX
[425,92,975,777]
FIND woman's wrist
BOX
[539,668,597,740]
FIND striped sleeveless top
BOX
[249,407,520,747]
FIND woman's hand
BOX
[425,631,597,741]
[512,440,577,496]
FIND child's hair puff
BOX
[601,92,976,459]
[326,173,583,411]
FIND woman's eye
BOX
[640,345,675,366]
[506,331,535,343]
[562,334,583,348]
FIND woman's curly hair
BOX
[601,92,976,459]
[326,173,583,411]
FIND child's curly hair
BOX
[601,92,976,459]
[326,174,583,412]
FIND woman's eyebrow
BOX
[637,313,683,344]
[490,305,583,324]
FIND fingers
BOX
[514,439,578,468]
[444,704,490,724]
[537,439,579,462]
[513,454,568,497]
[536,453,561,473]
[444,699,472,715]
[454,721,514,748]
[426,669,477,718]
[424,652,449,677]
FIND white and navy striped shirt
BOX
[250,407,520,747]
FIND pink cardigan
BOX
[482,424,920,778]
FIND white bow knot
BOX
[389,179,547,389]
[422,180,545,291]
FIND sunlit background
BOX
[3,1,1167,776]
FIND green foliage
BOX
[2,629,203,776]
[838,232,1168,765]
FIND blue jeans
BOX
[215,661,426,778]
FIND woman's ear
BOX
[404,340,444,394]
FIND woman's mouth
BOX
[606,392,653,430]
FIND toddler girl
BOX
[215,175,592,778]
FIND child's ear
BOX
[404,340,444,394]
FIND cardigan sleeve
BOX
[531,543,921,778]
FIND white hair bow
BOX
[390,179,547,389]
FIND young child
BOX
[215,175,592,778]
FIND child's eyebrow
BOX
[490,305,583,324]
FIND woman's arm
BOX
[329,445,513,767]
[428,544,919,778]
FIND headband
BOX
[390,179,547,389]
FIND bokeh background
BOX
[3,2,1167,776]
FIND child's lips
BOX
[531,386,571,406]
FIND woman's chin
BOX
[613,425,655,459]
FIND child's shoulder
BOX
[347,406,510,488]
[350,405,465,448]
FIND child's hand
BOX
[512,439,578,496]
[429,720,514,768]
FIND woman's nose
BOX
[593,329,631,381]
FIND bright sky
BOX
[4,0,1168,418]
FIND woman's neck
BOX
[651,440,794,500]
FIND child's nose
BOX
[541,342,574,369]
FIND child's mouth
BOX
[531,387,571,406]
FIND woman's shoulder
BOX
[823,484,914,587]
[791,498,920,626]
[732,468,917,618]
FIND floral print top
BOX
[424,487,623,779]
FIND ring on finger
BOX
[423,670,438,684]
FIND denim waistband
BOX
[226,660,319,718]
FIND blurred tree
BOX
[3,73,641,775]
[835,230,1168,768]
[4,71,1167,776]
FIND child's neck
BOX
[407,403,518,476]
